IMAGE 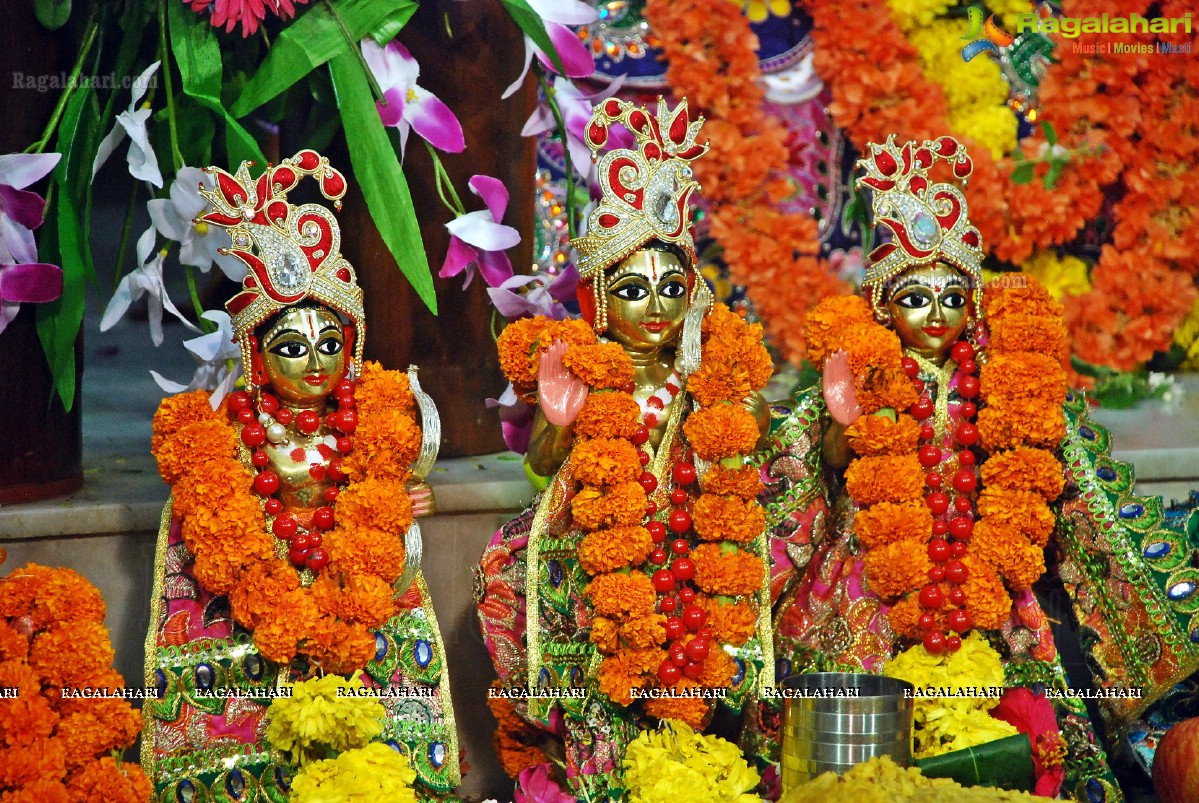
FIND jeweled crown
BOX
[572,98,708,279]
[197,150,365,376]
[856,135,983,311]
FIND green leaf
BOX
[167,0,265,167]
[1070,355,1113,380]
[231,0,417,119]
[36,191,88,411]
[1042,161,1063,189]
[1041,120,1058,146]
[498,0,566,75]
[297,100,342,153]
[54,87,101,283]
[1010,161,1035,185]
[34,0,71,30]
[328,52,436,312]
[165,96,217,168]
[369,12,411,46]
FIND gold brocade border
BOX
[756,517,776,695]
[141,498,174,776]
[524,463,565,689]
[415,570,462,788]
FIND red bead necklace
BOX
[626,421,714,687]
[906,341,980,654]
[227,377,358,574]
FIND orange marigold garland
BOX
[151,363,421,674]
[497,304,771,728]
[644,0,846,366]
[804,277,1067,652]
[0,562,150,802]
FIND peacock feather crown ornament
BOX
[572,97,708,288]
[196,150,365,384]
[856,135,983,313]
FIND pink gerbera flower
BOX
[187,0,310,38]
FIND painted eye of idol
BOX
[885,263,972,363]
[893,287,968,310]
[610,276,688,302]
[604,249,689,351]
[260,306,347,406]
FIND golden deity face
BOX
[604,249,689,352]
[260,306,346,406]
[884,263,972,361]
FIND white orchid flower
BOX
[100,226,197,345]
[151,310,242,408]
[92,61,164,188]
[148,167,244,281]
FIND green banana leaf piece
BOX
[914,733,1036,790]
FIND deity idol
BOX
[761,135,1199,800]
[475,99,784,799]
[143,152,459,800]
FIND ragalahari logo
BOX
[960,4,1052,61]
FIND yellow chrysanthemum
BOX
[290,742,418,803]
[1019,250,1092,301]
[951,104,1018,161]
[886,0,952,32]
[624,720,761,802]
[1175,296,1199,370]
[265,673,384,765]
[987,0,1034,32]
[883,634,1016,758]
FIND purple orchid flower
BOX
[522,75,630,180]
[503,0,599,99]
[0,153,64,333]
[487,264,578,320]
[361,39,465,155]
[440,175,521,288]
[485,384,535,454]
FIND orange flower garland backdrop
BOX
[0,564,150,803]
[648,0,1198,371]
[803,276,1068,645]
[803,0,1198,371]
[151,363,422,675]
[642,0,847,366]
[496,304,771,728]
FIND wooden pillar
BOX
[338,0,535,457]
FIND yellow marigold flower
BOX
[291,742,418,802]
[624,721,760,802]
[1020,250,1092,300]
[1176,297,1199,370]
[884,634,1016,758]
[950,104,1018,161]
[266,673,384,765]
[886,0,952,32]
